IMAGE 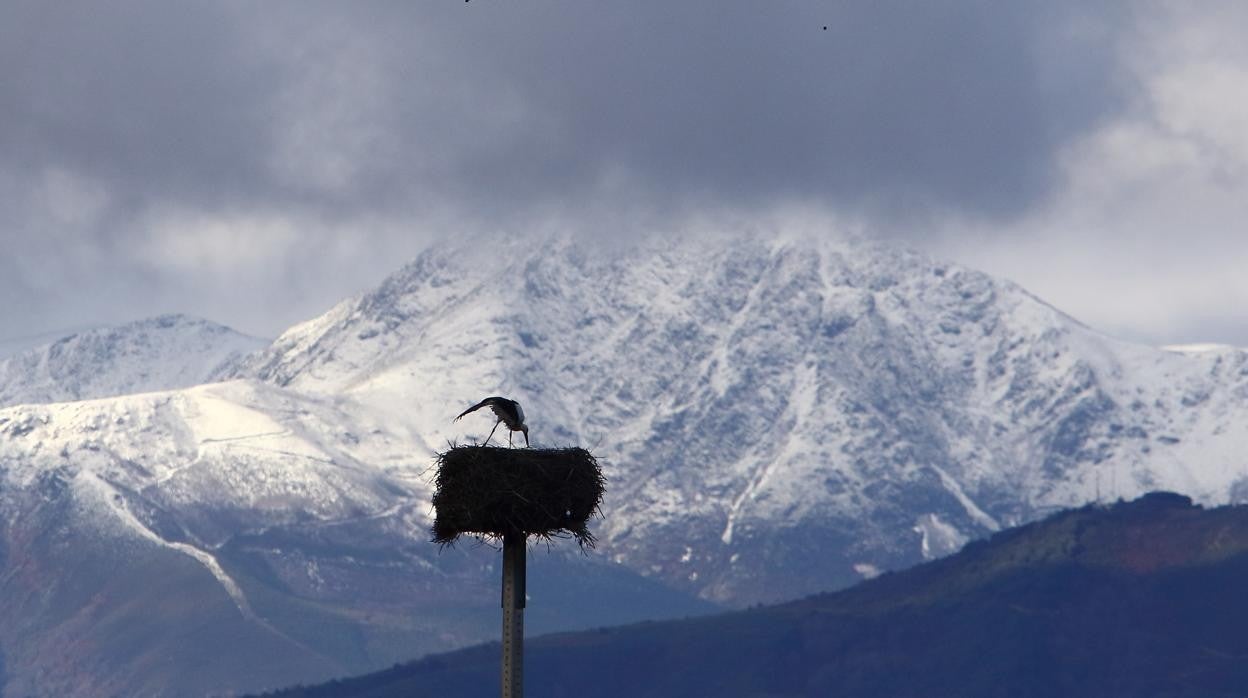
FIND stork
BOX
[454,396,529,447]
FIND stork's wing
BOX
[453,398,493,422]
[453,396,509,422]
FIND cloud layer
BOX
[2,1,1244,345]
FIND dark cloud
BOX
[0,1,281,210]
[2,1,1183,344]
[296,1,1130,223]
[2,1,1128,225]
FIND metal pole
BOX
[501,530,526,698]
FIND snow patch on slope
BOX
[913,513,969,560]
[74,470,257,619]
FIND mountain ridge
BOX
[0,313,266,409]
[4,232,1248,695]
[220,233,1248,602]
[257,492,1248,698]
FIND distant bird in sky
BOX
[454,396,529,447]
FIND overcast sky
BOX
[3,1,1247,349]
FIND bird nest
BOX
[431,446,605,549]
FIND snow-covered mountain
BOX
[3,233,1248,695]
[0,376,713,696]
[0,314,264,408]
[227,234,1248,601]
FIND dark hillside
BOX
[258,493,1248,698]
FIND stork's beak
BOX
[522,426,530,447]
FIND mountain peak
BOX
[219,234,1248,603]
[0,314,265,408]
[8,234,1248,695]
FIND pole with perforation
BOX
[501,530,526,698]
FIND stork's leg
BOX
[483,420,501,447]
[508,430,514,447]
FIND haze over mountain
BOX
[262,493,1248,698]
[3,233,1248,695]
